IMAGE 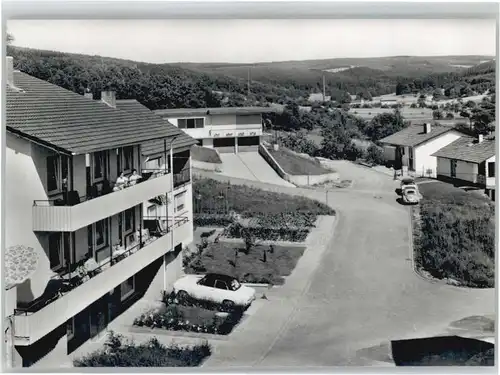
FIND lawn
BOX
[267,146,332,175]
[185,241,306,285]
[413,181,494,288]
[73,331,211,367]
[191,145,222,164]
[193,178,335,216]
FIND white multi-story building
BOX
[153,107,276,154]
[4,57,196,368]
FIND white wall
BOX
[436,157,479,183]
[203,138,214,148]
[485,155,496,188]
[413,131,463,177]
[6,133,56,305]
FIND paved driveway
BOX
[196,163,495,368]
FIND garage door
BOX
[213,137,236,153]
[237,136,260,152]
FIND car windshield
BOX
[406,190,416,195]
[229,279,241,291]
[402,179,414,185]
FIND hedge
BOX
[226,223,310,242]
[73,331,211,367]
[415,202,495,288]
[193,213,234,227]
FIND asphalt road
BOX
[198,162,495,368]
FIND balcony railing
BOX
[15,215,189,316]
[34,168,170,208]
[477,174,486,185]
[32,169,174,232]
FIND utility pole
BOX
[247,67,251,96]
[322,74,326,102]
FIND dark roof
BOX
[153,106,277,117]
[379,124,455,147]
[115,99,197,156]
[7,72,180,155]
[432,136,496,164]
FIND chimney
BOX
[423,123,431,134]
[101,90,116,108]
[478,134,484,144]
[6,56,14,87]
[84,88,93,100]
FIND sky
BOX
[7,19,497,64]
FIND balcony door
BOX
[89,294,109,341]
[450,159,457,178]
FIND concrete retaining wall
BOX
[192,159,223,173]
[259,143,339,187]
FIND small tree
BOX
[240,226,257,254]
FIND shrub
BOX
[415,202,494,288]
[366,144,385,165]
[73,331,211,367]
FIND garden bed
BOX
[184,241,306,285]
[73,331,211,367]
[413,181,494,288]
[267,146,332,175]
[133,292,244,336]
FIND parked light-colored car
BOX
[402,187,421,204]
[173,273,256,310]
[400,177,416,190]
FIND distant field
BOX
[349,107,434,121]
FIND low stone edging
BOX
[128,324,232,341]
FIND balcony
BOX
[32,169,172,232]
[14,215,190,345]
[173,167,191,189]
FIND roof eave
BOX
[7,127,73,156]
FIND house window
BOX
[124,208,135,233]
[48,233,63,270]
[488,162,495,178]
[147,205,157,217]
[94,218,109,251]
[47,155,60,193]
[178,118,204,129]
[175,192,186,212]
[93,151,107,181]
[120,276,135,301]
[145,157,161,170]
[67,318,75,339]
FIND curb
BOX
[128,325,231,341]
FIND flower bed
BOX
[184,242,306,285]
[74,331,211,367]
[133,292,244,335]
